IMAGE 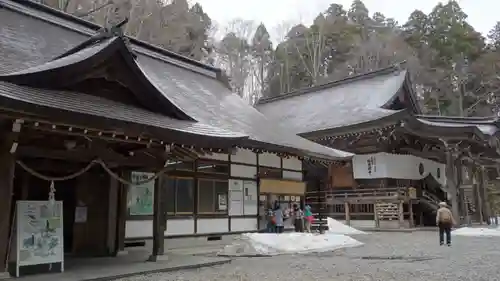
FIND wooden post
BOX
[408,201,414,228]
[116,171,129,254]
[148,176,164,261]
[444,142,460,223]
[0,125,18,274]
[398,201,404,228]
[319,179,326,234]
[344,201,350,226]
[475,167,484,224]
[480,167,491,224]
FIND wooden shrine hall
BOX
[257,64,500,229]
[0,0,353,277]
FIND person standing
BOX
[304,204,313,233]
[274,204,284,233]
[292,204,304,232]
[436,201,456,246]
[265,204,275,233]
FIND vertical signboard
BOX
[16,201,64,277]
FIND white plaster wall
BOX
[353,153,446,186]
[283,170,303,181]
[125,219,196,238]
[231,148,257,165]
[197,218,229,234]
[231,164,257,178]
[282,157,302,171]
[231,218,258,232]
[125,220,152,238]
[199,152,229,161]
[166,219,195,236]
[258,152,281,168]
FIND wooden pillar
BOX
[148,177,164,261]
[107,175,119,256]
[317,178,326,234]
[444,143,460,223]
[475,167,484,224]
[460,165,471,226]
[0,126,17,273]
[408,201,414,228]
[398,201,404,228]
[116,171,129,254]
[480,167,492,224]
[344,201,350,226]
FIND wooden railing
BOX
[329,187,407,199]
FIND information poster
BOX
[228,179,243,216]
[128,172,155,215]
[243,181,258,215]
[217,193,227,211]
[16,201,64,276]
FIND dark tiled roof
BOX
[256,68,408,135]
[0,0,352,160]
[0,81,246,141]
[135,55,352,159]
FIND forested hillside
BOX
[38,0,500,116]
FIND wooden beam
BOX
[344,201,351,226]
[17,145,163,168]
[0,122,19,273]
[148,177,164,261]
[408,201,414,228]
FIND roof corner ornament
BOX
[103,17,129,38]
[52,18,131,61]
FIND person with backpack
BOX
[436,201,456,246]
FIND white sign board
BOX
[228,179,243,216]
[352,153,387,179]
[16,201,64,277]
[352,153,447,187]
[243,181,258,215]
[74,206,87,223]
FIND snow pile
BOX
[218,232,363,257]
[327,217,367,235]
[453,227,500,237]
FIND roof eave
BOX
[0,36,195,120]
[300,110,408,139]
[0,0,221,74]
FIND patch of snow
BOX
[327,217,367,235]
[218,232,363,257]
[453,227,500,237]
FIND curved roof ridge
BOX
[257,62,407,105]
[0,35,195,120]
[1,0,220,73]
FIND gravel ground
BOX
[117,231,500,281]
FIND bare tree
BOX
[216,19,255,99]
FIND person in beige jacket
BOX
[436,202,456,246]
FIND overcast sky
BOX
[195,0,496,42]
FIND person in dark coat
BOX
[292,204,304,232]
